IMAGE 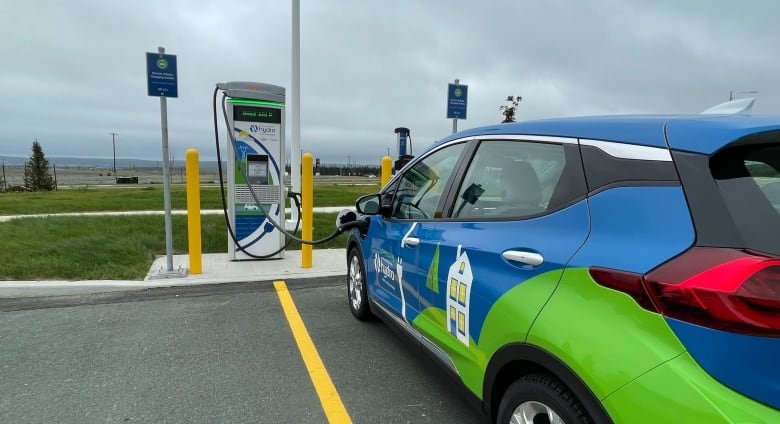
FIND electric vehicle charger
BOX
[212,85,366,258]
[212,86,297,259]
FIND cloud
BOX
[0,0,777,165]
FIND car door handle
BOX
[402,237,420,247]
[502,250,544,267]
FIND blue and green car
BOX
[344,112,780,423]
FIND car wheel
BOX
[497,374,592,424]
[347,247,373,320]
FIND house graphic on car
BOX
[447,246,473,347]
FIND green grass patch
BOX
[0,181,374,280]
[311,183,379,206]
[0,184,379,215]
[0,187,218,214]
[0,212,346,281]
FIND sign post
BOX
[146,47,186,278]
[447,79,468,134]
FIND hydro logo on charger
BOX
[250,123,278,138]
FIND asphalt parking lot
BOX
[0,278,482,423]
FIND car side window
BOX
[745,158,780,212]
[391,143,465,220]
[452,140,570,219]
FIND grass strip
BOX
[0,212,346,281]
[0,184,379,215]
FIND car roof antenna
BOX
[701,97,756,115]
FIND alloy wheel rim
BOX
[349,255,363,310]
[509,401,564,424]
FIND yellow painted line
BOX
[274,281,352,423]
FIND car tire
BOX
[347,247,373,320]
[496,373,593,424]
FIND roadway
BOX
[0,278,483,423]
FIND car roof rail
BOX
[701,97,755,114]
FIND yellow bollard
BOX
[381,156,392,187]
[185,149,202,274]
[302,153,314,268]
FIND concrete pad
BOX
[0,249,346,298]
[145,249,347,284]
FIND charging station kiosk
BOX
[220,81,286,260]
[394,127,414,171]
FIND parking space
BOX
[0,279,482,423]
[286,283,481,423]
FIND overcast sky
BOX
[1,0,778,165]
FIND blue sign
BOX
[146,52,178,98]
[447,83,468,119]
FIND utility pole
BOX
[110,132,118,174]
[288,0,302,231]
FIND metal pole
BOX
[186,148,202,274]
[289,0,301,230]
[159,46,175,273]
[110,132,118,175]
[301,152,313,268]
[452,78,459,134]
[381,156,392,187]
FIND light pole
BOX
[110,132,118,175]
[730,90,758,101]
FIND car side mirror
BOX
[356,193,393,218]
[356,194,381,215]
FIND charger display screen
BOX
[233,106,281,123]
[248,161,267,177]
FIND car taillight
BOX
[589,248,780,337]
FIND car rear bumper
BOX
[602,351,780,423]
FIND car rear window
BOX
[710,143,780,256]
